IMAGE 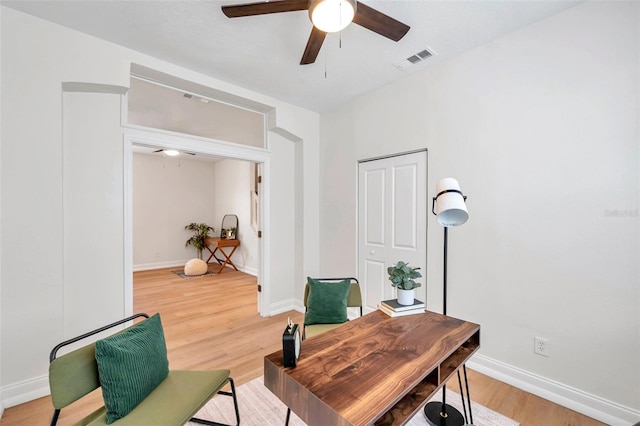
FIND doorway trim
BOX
[123,127,271,317]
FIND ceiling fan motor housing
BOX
[308,0,357,33]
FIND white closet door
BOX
[358,151,427,313]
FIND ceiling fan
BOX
[221,0,410,65]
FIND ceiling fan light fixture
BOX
[164,149,180,157]
[309,0,356,33]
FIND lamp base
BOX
[423,402,465,426]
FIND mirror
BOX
[221,214,239,239]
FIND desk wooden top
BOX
[264,310,480,426]
[204,237,240,247]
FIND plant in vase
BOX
[387,261,422,305]
[226,227,237,239]
[185,222,215,259]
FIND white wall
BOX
[320,2,639,424]
[63,91,127,338]
[133,154,258,273]
[0,6,319,408]
[0,4,4,418]
[211,158,259,275]
[132,153,217,268]
[268,133,297,312]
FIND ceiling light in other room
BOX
[309,0,356,33]
[164,149,180,157]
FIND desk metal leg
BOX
[424,363,472,426]
[457,371,468,423]
[463,364,473,425]
[285,408,291,426]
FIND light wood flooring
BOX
[0,266,604,426]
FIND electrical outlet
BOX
[534,336,549,357]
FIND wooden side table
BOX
[204,237,241,273]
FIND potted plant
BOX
[387,261,422,305]
[226,227,237,239]
[185,222,215,259]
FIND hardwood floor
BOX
[0,266,604,426]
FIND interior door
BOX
[358,151,427,313]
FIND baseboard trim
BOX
[1,374,49,410]
[133,260,187,271]
[467,354,640,425]
[134,260,256,275]
[269,299,297,316]
[239,265,258,276]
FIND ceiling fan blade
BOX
[352,2,410,42]
[222,0,308,18]
[300,26,327,65]
[153,149,163,153]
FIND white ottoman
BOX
[184,258,208,276]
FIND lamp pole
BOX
[443,226,448,316]
[424,178,469,426]
[424,225,465,426]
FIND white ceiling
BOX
[2,0,581,112]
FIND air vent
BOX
[394,48,434,71]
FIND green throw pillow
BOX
[304,278,350,326]
[95,313,169,424]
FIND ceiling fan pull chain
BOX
[339,3,343,48]
[324,53,328,79]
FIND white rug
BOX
[189,377,519,426]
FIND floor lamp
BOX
[424,177,469,426]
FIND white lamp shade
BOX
[309,0,356,33]
[434,178,468,227]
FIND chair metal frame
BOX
[49,313,240,426]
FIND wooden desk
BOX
[264,310,480,426]
[204,237,240,273]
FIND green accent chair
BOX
[48,313,240,426]
[303,277,363,339]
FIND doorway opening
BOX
[123,65,285,318]
[123,131,271,317]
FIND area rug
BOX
[171,269,215,279]
[188,376,519,426]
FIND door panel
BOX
[365,168,386,246]
[358,151,427,313]
[392,163,418,249]
[363,259,387,312]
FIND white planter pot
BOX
[397,288,415,305]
